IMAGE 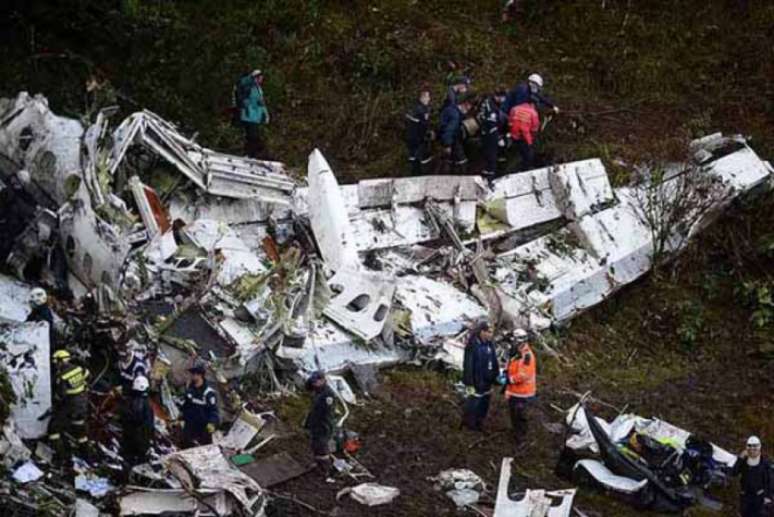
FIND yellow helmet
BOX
[52,350,71,362]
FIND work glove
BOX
[553,106,560,115]
[465,386,475,397]
[498,138,506,148]
[496,372,507,385]
[178,419,185,429]
[206,423,216,434]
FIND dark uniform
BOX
[304,384,336,468]
[181,381,219,447]
[118,353,149,393]
[49,362,90,461]
[120,391,154,466]
[462,334,499,431]
[438,103,467,174]
[503,81,556,116]
[405,101,432,175]
[478,95,507,177]
[732,457,771,517]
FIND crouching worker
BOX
[461,322,499,431]
[304,371,336,476]
[49,349,90,464]
[180,361,219,448]
[732,436,772,517]
[504,329,537,444]
[120,375,154,471]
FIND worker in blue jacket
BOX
[233,69,270,159]
[461,321,500,431]
[180,361,219,448]
[117,344,149,394]
[503,73,559,116]
[438,93,473,174]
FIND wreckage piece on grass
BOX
[0,322,51,439]
[494,458,576,517]
[108,110,293,203]
[339,482,400,507]
[119,488,199,516]
[161,444,266,515]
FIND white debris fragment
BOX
[346,483,400,506]
[494,458,576,517]
[11,460,44,483]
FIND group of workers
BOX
[405,73,559,177]
[28,288,220,475]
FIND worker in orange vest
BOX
[508,100,540,171]
[504,328,537,443]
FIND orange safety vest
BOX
[505,344,536,398]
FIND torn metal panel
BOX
[394,275,487,345]
[240,451,310,488]
[489,167,563,231]
[0,421,32,467]
[0,274,32,322]
[168,192,293,226]
[548,159,614,220]
[161,444,266,514]
[574,459,648,494]
[218,408,266,451]
[697,136,772,192]
[119,488,198,515]
[494,458,576,517]
[129,175,170,238]
[323,268,395,341]
[307,149,361,271]
[356,175,484,208]
[0,92,84,208]
[0,322,51,439]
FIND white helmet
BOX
[513,328,529,343]
[133,375,150,393]
[29,288,47,306]
[528,73,544,88]
[16,169,30,185]
[747,436,761,447]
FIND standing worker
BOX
[509,99,540,171]
[120,375,154,472]
[439,93,473,174]
[27,287,56,348]
[731,436,772,517]
[405,87,433,175]
[442,76,471,111]
[504,329,537,444]
[504,73,560,116]
[117,343,149,395]
[303,371,337,476]
[234,69,270,159]
[478,90,508,179]
[461,322,499,431]
[180,361,219,448]
[48,350,90,464]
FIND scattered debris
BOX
[494,457,576,516]
[337,482,400,506]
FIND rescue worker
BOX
[503,329,537,443]
[48,350,90,463]
[509,99,540,171]
[442,76,471,111]
[117,343,149,394]
[732,436,772,517]
[234,69,270,159]
[405,87,433,175]
[120,375,154,470]
[303,371,337,475]
[180,361,219,448]
[478,90,508,178]
[26,287,56,348]
[439,93,473,174]
[504,73,560,116]
[461,322,499,431]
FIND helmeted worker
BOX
[504,329,537,443]
[180,361,219,448]
[439,93,473,174]
[405,87,433,175]
[461,322,499,431]
[303,371,337,475]
[117,344,149,394]
[478,90,508,178]
[234,69,270,159]
[27,287,57,348]
[120,375,154,470]
[48,349,90,463]
[732,436,772,517]
[504,73,559,115]
[509,100,540,171]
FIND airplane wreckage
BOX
[0,91,772,514]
